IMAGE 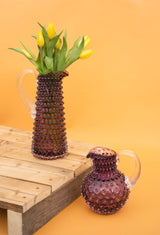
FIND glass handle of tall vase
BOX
[17,69,36,119]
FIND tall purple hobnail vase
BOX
[32,70,68,160]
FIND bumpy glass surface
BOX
[31,71,68,159]
[81,147,130,215]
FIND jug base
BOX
[31,148,67,160]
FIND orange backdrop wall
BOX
[0,0,160,235]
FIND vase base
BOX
[31,149,67,160]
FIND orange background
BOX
[0,0,160,234]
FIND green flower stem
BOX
[29,59,37,66]
[65,58,79,69]
[40,47,44,73]
[53,49,58,70]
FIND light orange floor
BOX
[0,0,160,234]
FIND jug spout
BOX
[87,147,117,174]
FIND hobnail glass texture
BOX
[31,71,68,160]
[81,147,130,215]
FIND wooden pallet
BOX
[0,125,94,235]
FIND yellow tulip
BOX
[80,49,93,59]
[22,49,32,58]
[55,38,61,50]
[78,36,90,49]
[47,23,55,39]
[37,30,44,47]
[84,36,91,49]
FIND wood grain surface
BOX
[0,125,93,234]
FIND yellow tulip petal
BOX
[84,37,91,49]
[78,36,90,48]
[55,38,61,50]
[37,30,44,47]
[80,49,93,59]
[47,23,55,40]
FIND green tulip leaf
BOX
[36,51,41,69]
[32,35,37,39]
[65,37,84,69]
[64,29,67,40]
[44,56,53,71]
[42,46,46,59]
[9,47,25,56]
[36,64,43,74]
[8,47,36,65]
[66,36,82,61]
[36,50,40,62]
[19,39,36,60]
[57,36,67,71]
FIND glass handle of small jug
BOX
[17,69,36,119]
[117,150,141,189]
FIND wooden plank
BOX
[0,153,74,176]
[22,168,91,235]
[0,150,85,176]
[0,125,31,135]
[0,140,90,163]
[0,125,94,156]
[0,176,51,212]
[0,143,92,176]
[0,175,51,200]
[0,127,31,144]
[0,187,36,213]
[0,137,93,162]
[68,139,95,156]
[8,210,23,235]
[0,156,73,191]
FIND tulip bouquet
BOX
[9,22,92,74]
